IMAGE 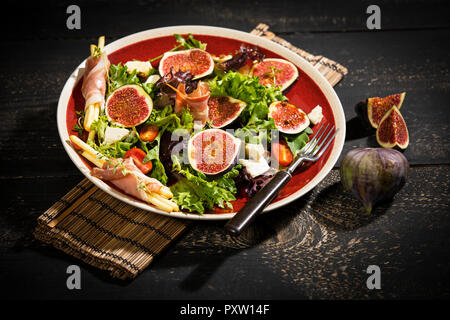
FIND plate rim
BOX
[57,25,346,221]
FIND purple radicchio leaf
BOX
[155,67,199,94]
[221,44,265,71]
[236,166,273,198]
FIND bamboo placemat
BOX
[251,23,348,86]
[34,24,347,280]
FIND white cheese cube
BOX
[245,143,266,161]
[125,60,152,77]
[103,127,129,145]
[240,158,270,178]
[308,105,323,125]
[145,74,161,84]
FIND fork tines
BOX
[287,123,337,174]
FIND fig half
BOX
[208,96,247,128]
[268,101,310,134]
[250,58,299,91]
[105,84,153,128]
[158,49,214,80]
[188,129,240,176]
[376,106,409,149]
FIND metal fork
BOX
[224,123,337,235]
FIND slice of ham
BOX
[174,82,210,125]
[81,53,110,110]
[92,157,163,201]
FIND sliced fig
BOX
[368,92,406,128]
[208,96,247,128]
[376,106,409,149]
[105,84,153,128]
[268,101,310,134]
[250,58,299,91]
[188,129,240,176]
[158,49,214,80]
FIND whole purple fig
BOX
[340,148,409,213]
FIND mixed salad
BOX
[70,34,324,214]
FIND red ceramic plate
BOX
[58,26,346,220]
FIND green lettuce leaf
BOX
[215,165,241,195]
[169,157,240,214]
[88,129,139,159]
[283,127,312,156]
[208,71,285,125]
[170,182,205,214]
[107,63,140,96]
[107,63,158,99]
[146,105,194,133]
[174,33,207,50]
[89,114,109,143]
[138,106,194,185]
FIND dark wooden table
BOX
[1,0,449,300]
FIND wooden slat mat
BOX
[34,178,189,279]
[251,23,348,86]
[34,24,347,280]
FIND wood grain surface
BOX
[0,0,449,299]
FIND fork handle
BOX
[224,171,292,235]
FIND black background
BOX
[0,0,449,300]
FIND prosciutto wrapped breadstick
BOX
[81,36,110,136]
[92,158,178,212]
[69,135,178,213]
[69,135,107,168]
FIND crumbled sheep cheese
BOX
[245,143,266,161]
[212,54,233,63]
[124,60,152,77]
[103,127,129,145]
[240,158,270,178]
[307,105,323,125]
[193,122,205,131]
[240,143,270,178]
[145,74,161,84]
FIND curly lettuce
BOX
[138,107,194,185]
[283,128,312,157]
[208,71,285,144]
[107,63,158,98]
[146,105,194,133]
[208,71,285,126]
[169,156,241,214]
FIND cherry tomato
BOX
[124,148,152,174]
[272,140,293,167]
[139,125,159,142]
